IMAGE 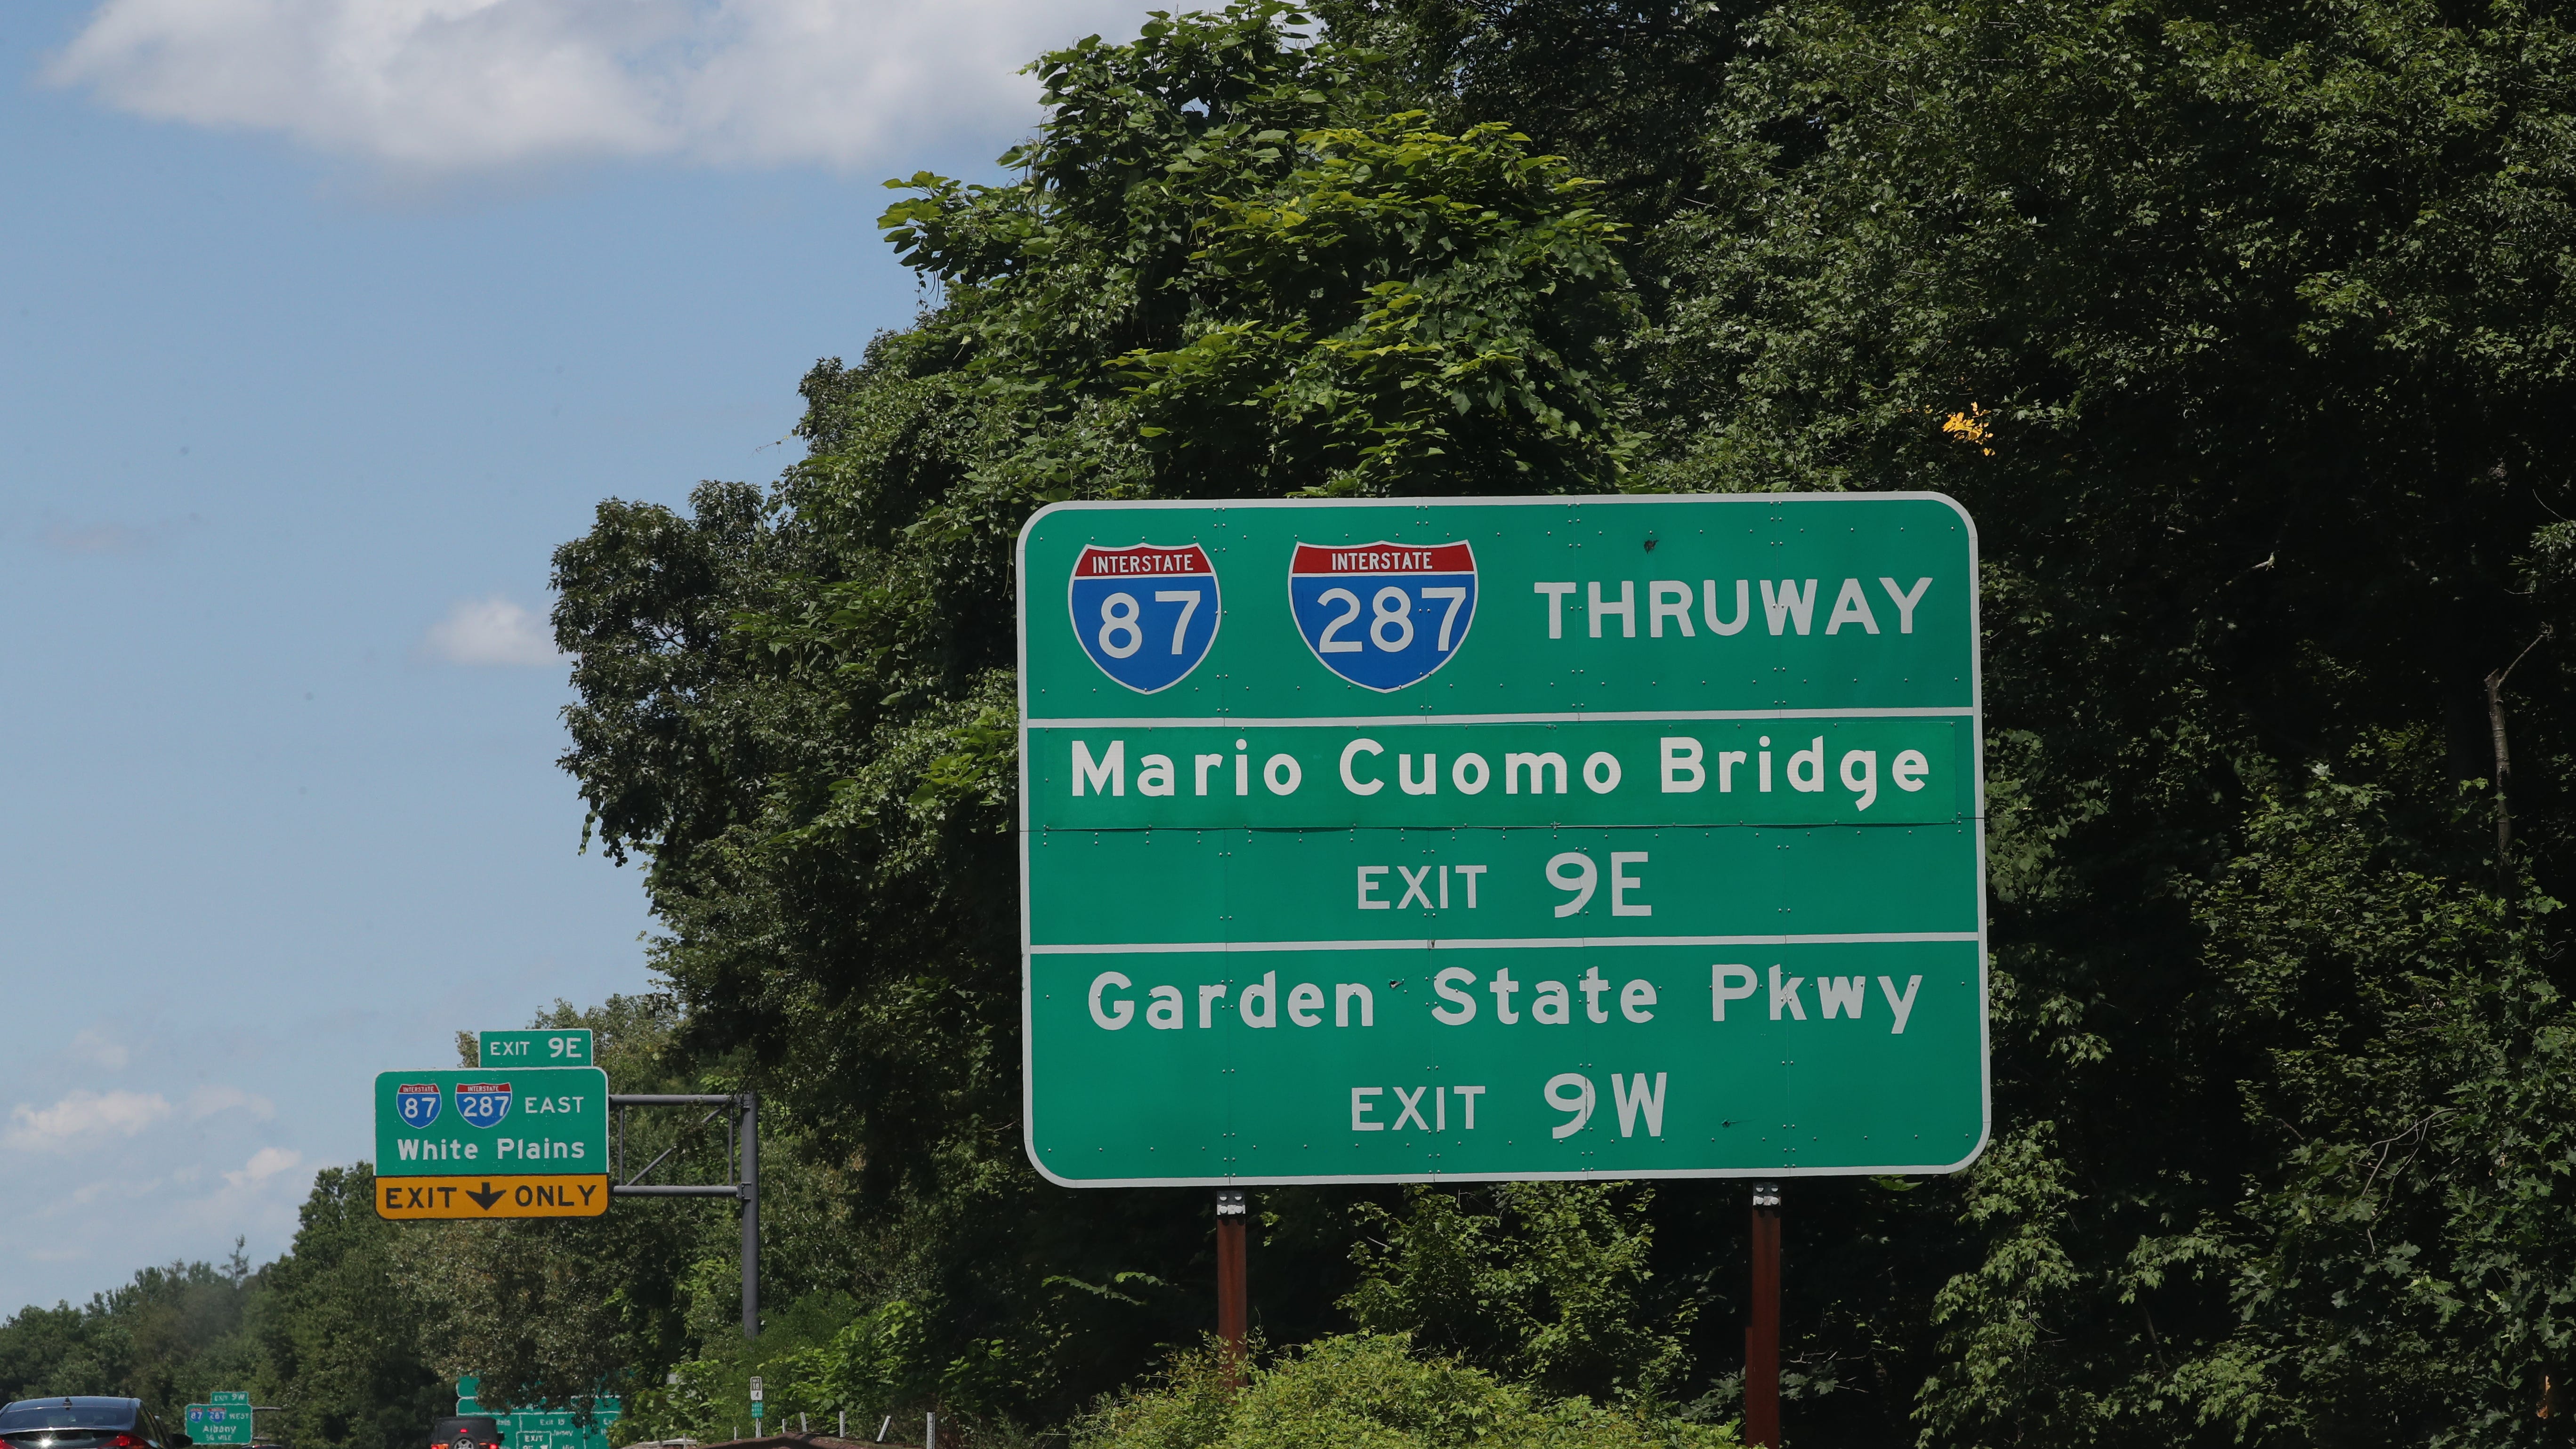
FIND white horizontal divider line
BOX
[1029,821,1981,832]
[1029,932,1980,955]
[1024,707,1974,729]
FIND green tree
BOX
[265,1168,450,1449]
[1312,0,1750,228]
[1599,0,2576,1441]
[1342,1183,1695,1403]
[1074,1334,1738,1449]
[0,1252,271,1434]
[547,3,1637,1427]
[2175,748,2570,1445]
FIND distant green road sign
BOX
[455,1380,620,1449]
[184,1404,251,1445]
[373,1067,609,1179]
[478,1029,595,1067]
[1017,495,1987,1184]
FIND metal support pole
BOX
[1214,1189,1247,1385]
[600,1090,761,1332]
[614,1184,738,1197]
[741,1091,760,1341]
[1746,1182,1782,1448]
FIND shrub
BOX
[1074,1334,1738,1449]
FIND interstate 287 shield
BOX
[1288,541,1477,691]
[455,1082,514,1128]
[1067,544,1220,693]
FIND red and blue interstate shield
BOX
[1067,543,1221,693]
[1288,541,1478,691]
[396,1082,442,1129]
[455,1081,514,1129]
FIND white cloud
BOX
[189,1085,275,1121]
[39,515,205,556]
[4,1090,172,1151]
[225,1147,305,1188]
[421,595,563,666]
[48,522,155,555]
[46,0,1141,174]
[71,1178,124,1205]
[67,1028,129,1071]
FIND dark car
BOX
[0,1398,186,1449]
[429,1417,500,1449]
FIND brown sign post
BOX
[1745,1183,1783,1447]
[1215,1190,1248,1384]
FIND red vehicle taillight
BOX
[105,1435,143,1447]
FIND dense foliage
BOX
[539,0,2576,1443]
[1071,1333,1738,1449]
[0,1174,447,1449]
[541,7,1652,1435]
[31,1,2576,1446]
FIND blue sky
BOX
[0,0,1132,1312]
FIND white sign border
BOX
[1014,492,1987,1187]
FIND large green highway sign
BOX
[1017,494,1987,1184]
[184,1394,252,1447]
[372,1067,610,1218]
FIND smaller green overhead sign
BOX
[477,1029,594,1066]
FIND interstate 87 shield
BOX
[1069,543,1220,694]
[1017,494,1987,1185]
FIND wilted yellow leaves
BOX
[1941,402,1995,456]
